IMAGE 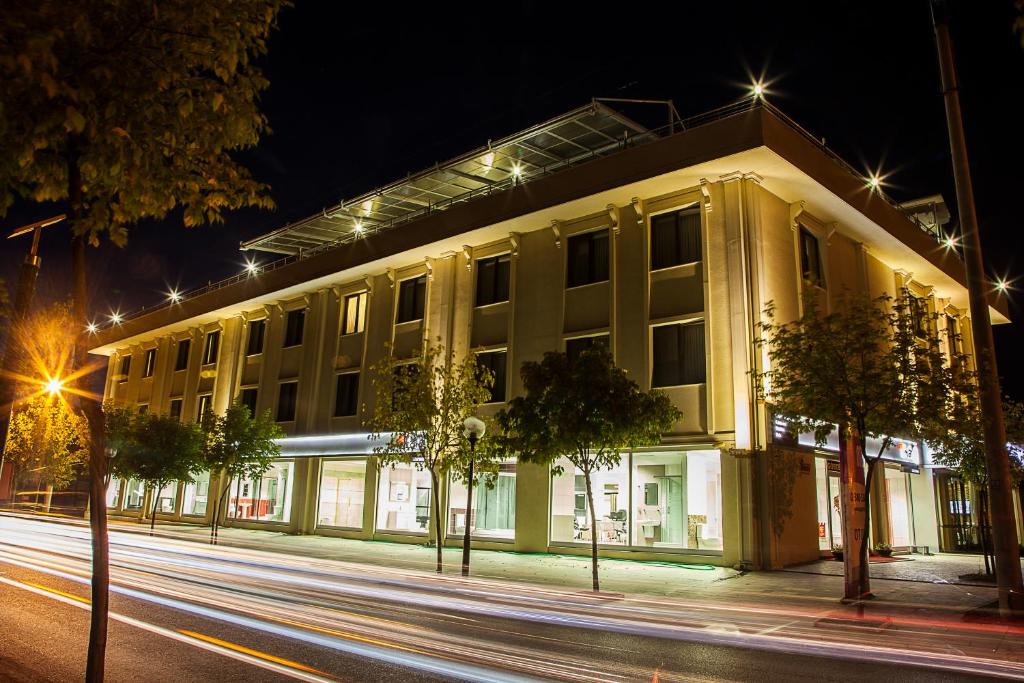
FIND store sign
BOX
[794,423,920,466]
[769,412,798,447]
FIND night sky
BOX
[2,1,1022,397]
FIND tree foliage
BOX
[5,395,89,493]
[0,1,288,241]
[366,342,494,573]
[496,346,680,591]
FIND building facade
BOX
[91,100,1015,569]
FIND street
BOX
[0,515,1020,681]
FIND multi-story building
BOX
[90,98,1018,569]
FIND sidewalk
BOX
[104,516,1011,615]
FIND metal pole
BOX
[461,435,476,577]
[930,0,1023,614]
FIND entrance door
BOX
[815,459,843,551]
[885,467,912,548]
[935,471,976,552]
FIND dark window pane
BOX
[651,207,701,269]
[799,227,823,287]
[567,230,610,288]
[175,339,190,371]
[169,399,183,420]
[475,255,511,306]
[477,351,507,403]
[203,331,220,365]
[652,322,705,387]
[284,309,305,347]
[239,388,258,417]
[277,382,298,422]
[247,319,266,355]
[566,335,609,362]
[334,373,360,417]
[119,355,131,382]
[197,394,213,420]
[397,276,427,323]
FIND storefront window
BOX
[106,477,122,509]
[376,462,431,533]
[155,482,178,514]
[448,461,516,540]
[182,471,211,517]
[885,466,912,547]
[814,458,842,551]
[228,460,295,523]
[550,456,629,545]
[318,459,367,529]
[124,479,146,510]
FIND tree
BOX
[0,4,285,678]
[5,395,89,504]
[496,346,680,592]
[757,290,963,600]
[201,402,283,543]
[106,408,205,533]
[366,342,493,574]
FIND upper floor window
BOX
[909,294,929,339]
[142,348,156,378]
[246,319,266,356]
[137,404,149,415]
[196,394,213,420]
[175,339,190,371]
[396,275,427,324]
[475,255,511,306]
[651,206,701,270]
[342,292,368,335]
[284,309,305,347]
[334,373,360,417]
[169,398,183,421]
[202,330,220,365]
[239,387,258,417]
[799,227,824,288]
[277,382,298,422]
[118,355,131,382]
[652,321,706,387]
[567,230,609,288]
[946,314,962,357]
[476,350,507,403]
[565,334,609,363]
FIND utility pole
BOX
[930,0,1023,614]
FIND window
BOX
[154,482,177,514]
[391,364,420,410]
[476,351,507,403]
[106,478,122,509]
[182,471,210,516]
[334,373,359,417]
[652,322,706,387]
[448,461,516,540]
[175,339,190,371]
[246,319,266,356]
[650,206,701,270]
[946,314,961,357]
[342,292,368,335]
[196,394,213,420]
[565,334,609,362]
[169,398,183,421]
[118,355,131,382]
[277,382,298,422]
[909,295,929,339]
[239,388,258,417]
[137,404,149,415]
[396,275,427,324]
[202,330,220,365]
[318,459,367,529]
[283,309,305,347]
[227,460,295,523]
[376,462,432,533]
[475,255,511,306]
[142,348,156,378]
[123,479,146,510]
[567,230,609,288]
[799,227,824,287]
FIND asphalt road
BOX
[0,515,1016,682]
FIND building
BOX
[90,98,1018,569]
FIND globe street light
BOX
[461,415,486,577]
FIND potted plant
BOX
[831,544,844,561]
[873,542,893,558]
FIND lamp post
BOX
[461,416,486,577]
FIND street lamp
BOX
[461,415,486,577]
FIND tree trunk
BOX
[211,479,231,544]
[461,458,474,577]
[69,143,110,683]
[583,466,599,592]
[979,487,992,576]
[860,452,878,600]
[149,481,161,535]
[430,468,443,574]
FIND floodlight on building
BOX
[168,289,182,303]
[752,82,765,99]
[995,278,1009,294]
[353,220,364,235]
[244,258,260,276]
[86,322,98,334]
[867,174,882,192]
[511,163,523,179]
[109,311,123,325]
[44,376,63,395]
[943,235,957,250]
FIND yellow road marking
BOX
[22,580,90,604]
[178,629,329,676]
[271,615,434,658]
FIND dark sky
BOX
[2,1,1022,397]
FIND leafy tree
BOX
[201,402,283,543]
[496,346,680,592]
[757,291,963,599]
[4,395,89,503]
[0,4,285,678]
[366,342,493,574]
[107,409,205,533]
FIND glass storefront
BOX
[815,458,842,551]
[448,461,516,540]
[550,450,722,550]
[318,458,367,529]
[155,482,178,514]
[884,466,913,548]
[182,471,211,517]
[376,462,432,534]
[227,460,295,523]
[124,479,146,510]
[106,477,121,509]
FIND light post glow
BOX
[461,415,487,577]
